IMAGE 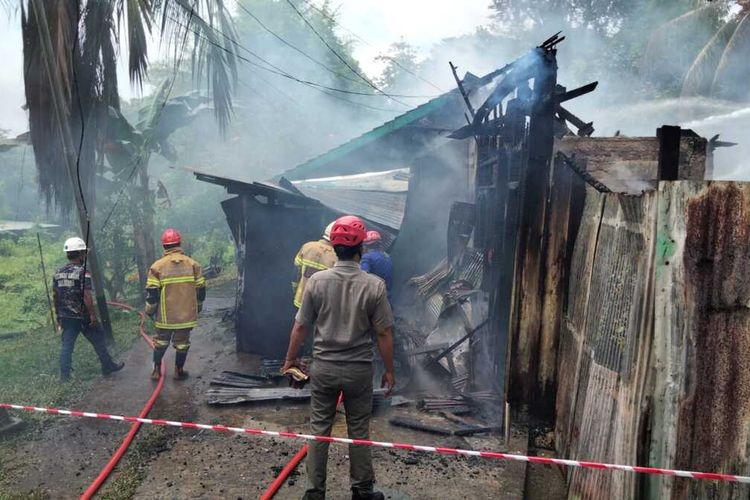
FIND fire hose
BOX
[79,301,166,500]
[259,392,343,500]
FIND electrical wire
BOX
[235,0,364,89]
[71,1,93,320]
[283,0,409,107]
[234,0,437,99]
[171,13,428,100]
[167,15,400,112]
[301,0,444,93]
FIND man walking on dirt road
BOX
[53,237,124,382]
[282,215,396,500]
[145,228,205,380]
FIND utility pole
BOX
[29,0,112,339]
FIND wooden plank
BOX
[556,136,707,194]
[555,187,605,456]
[538,157,575,400]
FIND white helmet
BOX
[323,221,335,242]
[63,237,87,252]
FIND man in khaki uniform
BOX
[292,221,337,308]
[145,228,205,380]
[282,215,395,500]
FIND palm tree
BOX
[15,0,238,321]
[19,0,238,211]
[643,0,750,102]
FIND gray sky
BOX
[0,1,492,135]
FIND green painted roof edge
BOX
[282,91,457,180]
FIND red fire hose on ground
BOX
[260,393,343,500]
[79,302,165,500]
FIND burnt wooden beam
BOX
[557,105,594,137]
[389,416,454,435]
[449,61,476,119]
[508,45,558,415]
[657,126,682,181]
[558,82,598,103]
[424,319,489,366]
[557,152,612,193]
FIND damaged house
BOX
[198,34,750,498]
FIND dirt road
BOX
[1,283,542,499]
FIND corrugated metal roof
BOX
[295,187,406,230]
[292,168,409,192]
[281,68,509,182]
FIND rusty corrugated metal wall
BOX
[555,181,750,499]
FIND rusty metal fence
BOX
[555,182,750,499]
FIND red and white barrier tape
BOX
[2,402,748,484]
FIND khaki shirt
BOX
[296,261,393,363]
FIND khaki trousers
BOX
[304,360,374,499]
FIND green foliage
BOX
[375,39,421,92]
[0,310,140,431]
[0,143,44,223]
[0,234,63,333]
[0,310,141,497]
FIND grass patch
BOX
[99,427,170,500]
[0,310,142,412]
[0,310,143,495]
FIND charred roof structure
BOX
[195,61,489,354]
[198,38,750,494]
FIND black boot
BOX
[351,489,384,500]
[102,361,124,376]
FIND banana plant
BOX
[102,80,211,290]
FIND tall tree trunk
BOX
[28,0,112,338]
[133,166,157,302]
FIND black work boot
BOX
[150,363,161,381]
[173,366,189,380]
[102,361,125,377]
[351,488,384,500]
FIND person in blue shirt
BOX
[360,230,392,302]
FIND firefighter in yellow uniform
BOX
[293,221,337,308]
[145,228,206,380]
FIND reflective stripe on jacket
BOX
[293,239,336,308]
[146,248,205,329]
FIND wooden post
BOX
[657,126,681,181]
[29,0,112,338]
[509,47,558,413]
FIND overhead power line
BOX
[301,0,445,93]
[282,0,409,107]
[234,0,369,89]
[167,15,399,113]
[172,13,432,101]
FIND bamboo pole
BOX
[36,232,56,335]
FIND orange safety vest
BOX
[293,239,336,308]
[146,248,205,329]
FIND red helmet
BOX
[161,228,181,246]
[365,230,381,244]
[330,215,366,247]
